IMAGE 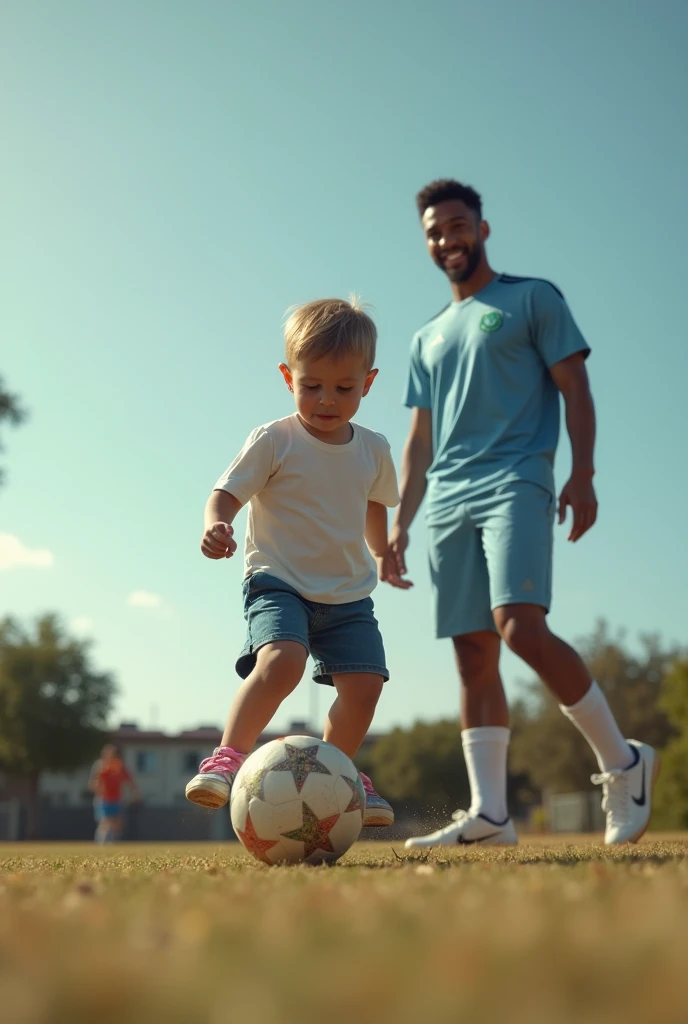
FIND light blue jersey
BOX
[405,274,590,524]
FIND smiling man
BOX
[386,178,658,847]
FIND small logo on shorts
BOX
[521,578,535,592]
[480,310,503,333]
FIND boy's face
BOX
[279,353,377,443]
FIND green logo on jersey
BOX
[480,310,503,333]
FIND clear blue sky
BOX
[2,0,686,736]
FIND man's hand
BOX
[379,524,414,589]
[201,521,237,559]
[558,472,598,542]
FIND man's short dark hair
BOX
[416,179,483,219]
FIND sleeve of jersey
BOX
[532,284,591,368]
[369,439,400,507]
[403,333,432,409]
[214,426,275,505]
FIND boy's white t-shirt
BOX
[214,414,400,604]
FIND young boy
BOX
[185,297,399,826]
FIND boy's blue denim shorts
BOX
[236,572,389,687]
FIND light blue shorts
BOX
[236,571,389,687]
[94,801,122,820]
[428,481,555,638]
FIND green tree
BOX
[510,621,679,794]
[653,658,688,828]
[358,714,537,827]
[0,615,117,837]
[366,719,470,822]
[0,377,26,485]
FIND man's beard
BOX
[444,242,482,284]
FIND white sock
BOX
[462,727,510,823]
[560,681,634,772]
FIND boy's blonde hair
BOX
[283,296,377,369]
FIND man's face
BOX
[422,199,489,284]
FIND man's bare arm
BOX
[394,408,433,533]
[387,407,433,581]
[550,353,598,542]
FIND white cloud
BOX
[71,616,93,635]
[127,590,163,609]
[0,533,55,571]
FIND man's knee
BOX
[495,608,549,663]
[452,632,499,686]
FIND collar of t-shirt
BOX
[291,413,361,453]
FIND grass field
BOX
[2,835,687,1024]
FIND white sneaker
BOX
[592,739,660,844]
[404,809,518,850]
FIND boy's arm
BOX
[388,408,433,579]
[201,490,243,559]
[365,501,388,559]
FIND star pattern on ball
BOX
[271,743,332,793]
[341,775,365,814]
[236,812,279,864]
[281,802,340,858]
[239,767,269,802]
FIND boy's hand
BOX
[201,521,237,560]
[378,526,414,589]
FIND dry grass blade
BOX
[0,835,686,1024]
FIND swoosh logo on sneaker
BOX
[457,831,502,845]
[631,759,646,807]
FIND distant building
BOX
[0,721,381,841]
[546,791,606,833]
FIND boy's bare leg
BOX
[324,673,392,826]
[221,641,308,753]
[322,673,384,759]
[186,640,308,809]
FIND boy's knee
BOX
[360,675,384,706]
[336,673,384,708]
[256,641,307,689]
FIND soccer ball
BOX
[229,735,365,865]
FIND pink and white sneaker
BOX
[185,746,246,809]
[360,772,394,827]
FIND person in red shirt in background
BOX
[88,744,141,843]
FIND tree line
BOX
[2,614,687,835]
